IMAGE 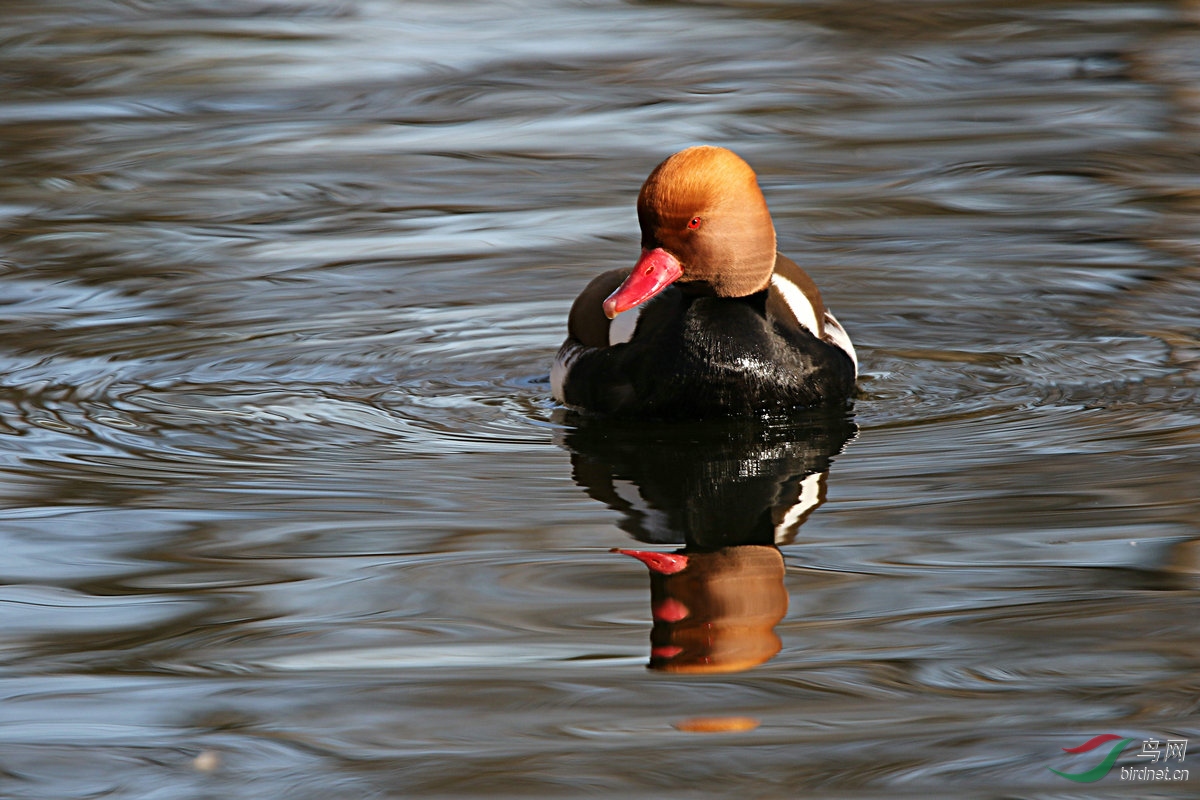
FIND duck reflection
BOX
[557,412,856,673]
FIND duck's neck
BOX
[687,255,775,299]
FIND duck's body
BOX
[552,146,857,418]
[554,255,855,416]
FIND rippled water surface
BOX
[2,1,1199,797]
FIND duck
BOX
[552,145,857,418]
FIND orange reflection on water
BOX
[619,545,788,674]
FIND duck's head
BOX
[603,146,778,319]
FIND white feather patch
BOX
[769,273,822,338]
[612,479,674,539]
[822,310,858,376]
[774,471,827,545]
[608,303,643,346]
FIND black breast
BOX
[563,290,855,418]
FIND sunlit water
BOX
[1,0,1198,797]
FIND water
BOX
[1,0,1198,797]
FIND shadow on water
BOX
[557,410,855,672]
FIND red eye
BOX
[687,217,702,230]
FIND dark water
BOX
[2,0,1199,797]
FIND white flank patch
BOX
[550,342,584,402]
[608,303,643,346]
[822,311,858,376]
[774,471,827,544]
[612,479,674,539]
[769,273,822,337]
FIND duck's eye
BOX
[687,217,702,230]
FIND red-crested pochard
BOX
[552,146,857,417]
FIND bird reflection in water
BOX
[557,411,856,674]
